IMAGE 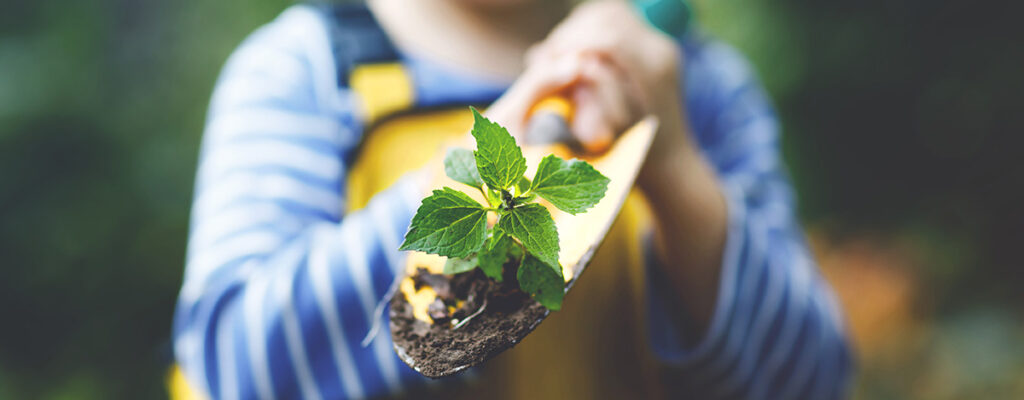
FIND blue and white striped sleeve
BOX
[173,6,425,399]
[645,38,854,399]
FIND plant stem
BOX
[501,189,516,210]
[478,186,492,206]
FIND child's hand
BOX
[529,0,681,124]
[534,2,726,333]
[488,0,691,172]
[486,0,728,332]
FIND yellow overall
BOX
[171,59,668,400]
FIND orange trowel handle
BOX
[524,95,575,146]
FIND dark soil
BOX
[390,264,550,378]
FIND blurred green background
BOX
[1,0,1021,398]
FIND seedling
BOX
[399,107,610,311]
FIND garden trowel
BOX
[392,115,657,378]
[389,0,689,378]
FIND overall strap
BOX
[319,2,415,123]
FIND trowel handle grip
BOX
[524,96,574,145]
[523,0,691,145]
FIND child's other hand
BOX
[489,0,690,164]
[487,2,728,329]
[531,0,688,157]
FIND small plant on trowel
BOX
[399,107,610,311]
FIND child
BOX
[173,0,852,398]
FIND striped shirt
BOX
[174,5,852,399]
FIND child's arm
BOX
[502,2,853,398]
[173,6,426,399]
[643,38,853,398]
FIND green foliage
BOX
[517,254,566,311]
[399,187,489,258]
[469,107,528,190]
[515,176,532,194]
[497,203,561,273]
[2,1,1015,397]
[444,257,479,275]
[531,154,610,215]
[477,231,513,282]
[443,148,484,188]
[400,108,609,310]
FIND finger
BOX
[569,57,641,153]
[571,85,615,154]
[486,55,584,137]
[535,34,643,88]
[529,5,613,65]
[523,53,584,94]
[579,58,634,133]
[532,2,655,83]
[525,43,544,67]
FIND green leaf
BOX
[512,176,535,203]
[513,193,536,204]
[470,107,527,191]
[517,253,565,311]
[477,230,513,282]
[485,188,501,208]
[508,238,523,259]
[497,203,560,272]
[399,187,488,258]
[531,154,610,215]
[515,176,531,195]
[443,148,484,189]
[444,256,479,275]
